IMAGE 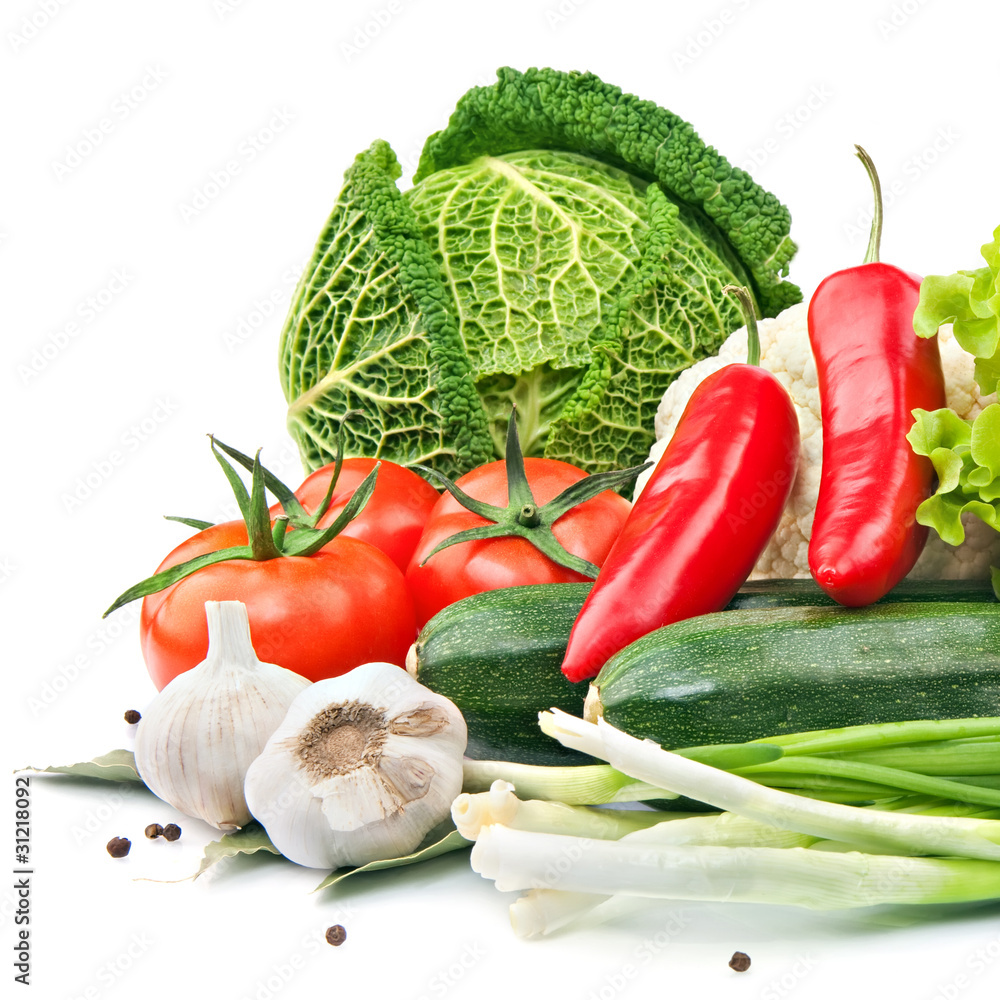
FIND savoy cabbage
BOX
[279,67,800,477]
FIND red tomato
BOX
[405,457,631,627]
[140,520,249,625]
[271,458,439,571]
[140,527,416,690]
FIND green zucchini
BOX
[410,581,996,764]
[728,578,996,609]
[408,583,593,765]
[590,602,1000,748]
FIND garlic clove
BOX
[134,601,311,830]
[379,737,465,808]
[377,753,435,804]
[315,769,396,832]
[244,661,467,869]
[388,705,456,739]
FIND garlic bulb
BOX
[134,600,311,830]
[244,661,467,869]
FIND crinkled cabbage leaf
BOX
[279,67,800,477]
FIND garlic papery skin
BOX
[243,661,467,869]
[134,600,311,831]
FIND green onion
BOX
[949,775,1000,789]
[452,780,671,841]
[741,771,904,799]
[462,739,781,805]
[899,804,1000,820]
[454,781,816,849]
[461,760,670,804]
[472,826,1000,910]
[538,709,1000,861]
[509,889,609,939]
[460,784,819,938]
[828,740,1000,775]
[756,717,1000,755]
[735,756,1000,807]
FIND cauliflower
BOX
[634,302,1000,580]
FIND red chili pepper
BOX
[560,287,800,684]
[807,147,946,607]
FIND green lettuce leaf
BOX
[907,405,1000,545]
[913,224,1000,393]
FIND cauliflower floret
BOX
[634,303,999,580]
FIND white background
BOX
[5,0,1000,997]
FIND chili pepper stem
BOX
[855,144,883,265]
[722,285,760,367]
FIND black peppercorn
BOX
[729,951,751,972]
[325,925,347,947]
[162,823,182,842]
[124,709,141,724]
[106,836,131,858]
[145,824,164,839]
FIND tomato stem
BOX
[272,516,290,551]
[518,504,541,527]
[503,405,538,513]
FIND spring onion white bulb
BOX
[452,780,673,842]
[459,784,818,937]
[472,825,1000,908]
[510,889,609,939]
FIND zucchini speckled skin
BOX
[728,578,995,609]
[590,602,1000,748]
[409,584,592,764]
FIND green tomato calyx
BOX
[414,410,649,579]
[103,425,378,618]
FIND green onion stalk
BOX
[459,713,1000,937]
[464,717,1000,811]
[538,709,1000,861]
[462,739,782,804]
[474,828,1000,927]
[457,780,820,938]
